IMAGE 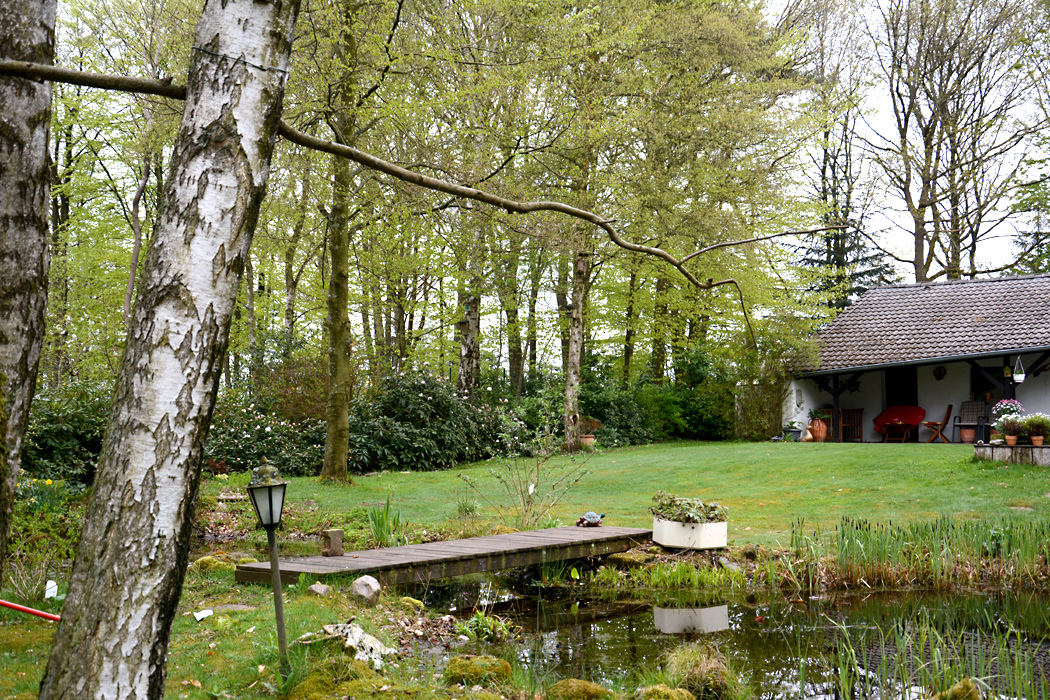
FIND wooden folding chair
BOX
[922,404,953,443]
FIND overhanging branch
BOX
[0,58,827,346]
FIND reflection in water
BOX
[412,580,1050,698]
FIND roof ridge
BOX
[872,272,1050,291]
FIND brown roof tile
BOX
[800,274,1050,374]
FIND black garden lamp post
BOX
[246,460,290,680]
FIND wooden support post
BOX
[322,529,344,556]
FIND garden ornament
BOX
[576,511,605,527]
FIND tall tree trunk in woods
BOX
[555,254,571,371]
[0,0,55,590]
[123,157,151,328]
[245,255,259,393]
[283,173,309,357]
[622,269,638,387]
[320,4,358,482]
[563,250,589,450]
[321,150,352,481]
[456,285,481,394]
[651,276,669,381]
[39,0,300,696]
[526,247,543,386]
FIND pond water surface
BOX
[412,580,1050,698]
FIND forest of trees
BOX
[2,0,1050,696]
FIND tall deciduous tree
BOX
[866,0,1047,281]
[39,0,300,695]
[0,0,55,591]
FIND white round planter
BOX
[653,605,730,634]
[652,517,727,550]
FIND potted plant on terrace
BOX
[1024,413,1050,447]
[782,421,803,442]
[650,491,728,550]
[807,408,830,443]
[997,414,1025,446]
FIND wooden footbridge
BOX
[235,526,651,586]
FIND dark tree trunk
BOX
[39,0,300,696]
[0,0,55,590]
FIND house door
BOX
[885,366,918,441]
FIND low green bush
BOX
[346,372,523,473]
[21,381,110,486]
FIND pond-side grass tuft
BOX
[767,515,1050,592]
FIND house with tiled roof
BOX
[786,274,1050,442]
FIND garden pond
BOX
[405,579,1050,698]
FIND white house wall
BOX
[1016,353,1050,415]
[789,354,1049,442]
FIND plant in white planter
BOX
[649,491,728,550]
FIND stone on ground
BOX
[444,655,512,685]
[636,684,695,700]
[545,679,615,700]
[350,575,381,606]
[307,582,331,597]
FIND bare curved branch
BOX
[0,58,829,345]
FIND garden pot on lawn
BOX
[808,419,827,443]
[652,517,728,550]
[960,428,976,444]
[579,434,595,448]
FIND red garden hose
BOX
[0,598,60,621]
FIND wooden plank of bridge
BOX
[235,525,651,586]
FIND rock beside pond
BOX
[316,623,397,670]
[636,683,695,700]
[445,654,512,685]
[606,549,655,569]
[491,524,519,535]
[546,679,614,699]
[350,575,381,606]
[191,555,234,572]
[665,643,738,700]
[934,677,980,700]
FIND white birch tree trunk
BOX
[0,0,55,587]
[39,0,300,697]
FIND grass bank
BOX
[201,442,1049,548]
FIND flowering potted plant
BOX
[1024,413,1050,447]
[782,421,803,441]
[997,414,1026,446]
[992,399,1024,421]
[650,491,728,550]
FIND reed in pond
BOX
[770,516,1050,592]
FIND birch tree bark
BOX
[39,0,300,696]
[0,0,55,588]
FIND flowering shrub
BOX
[204,390,325,476]
[997,414,1026,437]
[15,475,77,514]
[992,399,1024,420]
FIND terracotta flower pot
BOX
[809,419,827,443]
[1005,435,1018,446]
[960,428,976,444]
[1033,436,1045,447]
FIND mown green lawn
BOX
[206,441,1050,548]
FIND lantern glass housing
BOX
[247,481,286,528]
